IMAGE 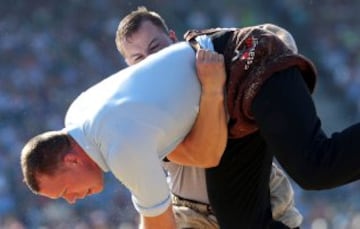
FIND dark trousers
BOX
[206,133,275,228]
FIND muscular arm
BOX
[168,49,228,168]
[139,205,176,229]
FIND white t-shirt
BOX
[162,35,214,204]
[64,42,201,217]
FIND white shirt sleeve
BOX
[195,35,215,51]
[95,114,171,217]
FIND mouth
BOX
[86,188,92,196]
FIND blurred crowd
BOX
[1,0,360,228]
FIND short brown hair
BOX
[20,131,71,193]
[115,6,170,55]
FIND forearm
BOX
[186,91,228,165]
[139,205,177,229]
[168,50,228,168]
[168,91,227,168]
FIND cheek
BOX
[84,166,102,185]
[94,184,104,194]
[84,172,103,195]
[73,169,92,187]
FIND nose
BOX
[63,194,78,204]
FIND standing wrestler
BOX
[115,7,302,229]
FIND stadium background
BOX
[1,0,360,228]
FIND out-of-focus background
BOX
[1,0,360,228]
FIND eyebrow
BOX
[146,38,159,51]
[129,37,158,59]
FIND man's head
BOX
[115,6,177,65]
[21,130,104,204]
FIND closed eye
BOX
[149,44,160,54]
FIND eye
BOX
[135,59,143,64]
[132,56,144,64]
[149,44,160,54]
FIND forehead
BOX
[132,20,164,38]
[123,21,164,47]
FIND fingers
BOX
[195,49,227,92]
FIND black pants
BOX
[206,132,273,228]
[206,67,360,228]
[271,221,299,229]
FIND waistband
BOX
[171,194,214,216]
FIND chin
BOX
[94,183,104,194]
[97,185,104,193]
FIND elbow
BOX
[199,146,225,168]
[187,147,223,168]
[167,145,221,168]
[201,155,221,168]
[188,151,221,168]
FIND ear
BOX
[63,152,81,166]
[168,30,178,43]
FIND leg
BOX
[252,67,360,189]
[205,134,274,229]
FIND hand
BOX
[195,49,226,95]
